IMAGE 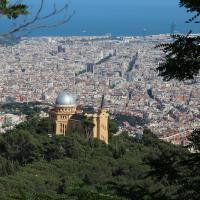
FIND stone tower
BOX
[97,108,109,144]
[85,108,109,144]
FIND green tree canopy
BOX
[0,0,28,19]
[180,0,200,15]
[157,0,200,81]
[157,34,200,81]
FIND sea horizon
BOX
[18,32,199,39]
[0,0,199,37]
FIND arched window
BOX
[60,123,62,133]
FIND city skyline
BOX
[0,34,199,146]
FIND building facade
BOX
[50,91,109,144]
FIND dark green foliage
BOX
[180,0,200,13]
[108,118,119,134]
[82,106,95,114]
[156,1,200,81]
[82,118,95,140]
[0,130,41,165]
[0,0,28,19]
[156,34,200,81]
[0,156,17,176]
[180,0,200,23]
[154,0,200,189]
[9,189,127,200]
[115,114,147,127]
[0,102,48,117]
[0,118,198,200]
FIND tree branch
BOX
[0,0,73,37]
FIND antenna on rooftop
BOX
[100,94,105,109]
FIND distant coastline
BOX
[22,33,200,40]
[1,33,199,46]
[23,31,200,38]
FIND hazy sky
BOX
[28,0,179,6]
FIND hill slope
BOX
[0,117,198,200]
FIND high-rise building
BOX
[147,84,154,99]
[86,63,94,73]
[58,45,66,53]
[128,91,134,100]
[170,23,176,34]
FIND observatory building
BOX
[49,91,109,144]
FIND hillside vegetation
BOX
[0,117,198,200]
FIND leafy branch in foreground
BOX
[0,0,74,38]
[0,0,28,19]
[156,33,200,81]
[180,0,200,23]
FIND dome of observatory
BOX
[55,91,76,107]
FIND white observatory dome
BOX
[55,91,76,107]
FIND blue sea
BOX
[0,0,199,36]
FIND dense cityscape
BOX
[0,0,200,198]
[0,34,199,145]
